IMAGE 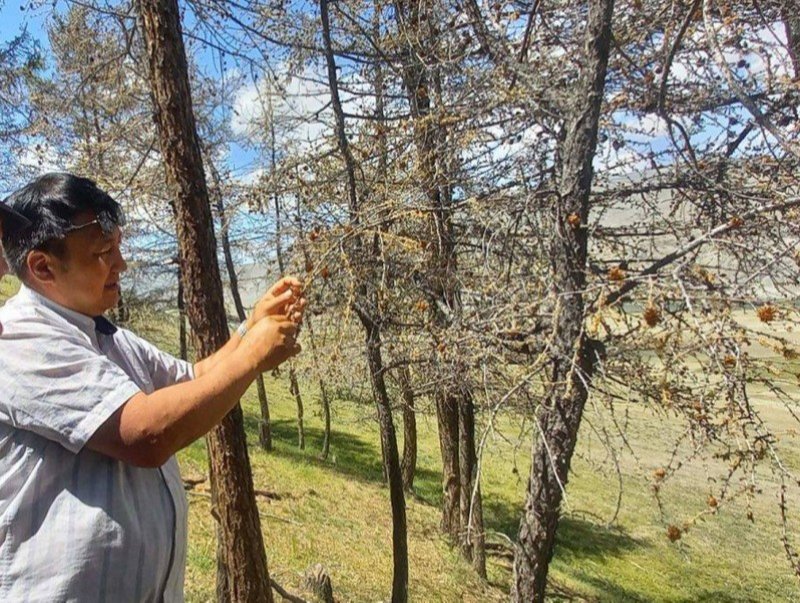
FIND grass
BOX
[2,277,800,601]
[169,377,800,602]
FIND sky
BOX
[0,1,46,43]
[0,0,261,191]
[1,0,795,190]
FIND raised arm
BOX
[88,315,300,467]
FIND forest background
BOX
[2,0,800,601]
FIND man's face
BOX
[32,211,127,316]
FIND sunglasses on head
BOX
[63,209,126,236]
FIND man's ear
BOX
[27,250,57,284]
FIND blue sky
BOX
[1,1,47,41]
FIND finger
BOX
[277,321,298,335]
[267,278,291,297]
[286,301,307,318]
[262,290,294,313]
[289,297,308,312]
[268,276,302,297]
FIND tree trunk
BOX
[289,369,305,449]
[319,374,331,460]
[511,0,614,600]
[398,365,417,493]
[320,0,408,597]
[435,392,460,540]
[458,392,486,578]
[115,290,128,323]
[364,321,409,603]
[177,266,187,361]
[255,376,273,451]
[393,0,481,555]
[137,2,274,601]
[783,8,800,78]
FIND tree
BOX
[507,0,615,597]
[320,0,408,598]
[393,0,485,573]
[0,30,41,178]
[137,1,274,601]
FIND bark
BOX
[398,365,417,493]
[379,424,389,484]
[511,0,614,600]
[458,393,486,578]
[303,564,334,603]
[320,0,408,598]
[209,162,273,452]
[256,376,273,451]
[137,2,273,601]
[364,321,409,603]
[435,392,460,540]
[177,265,187,361]
[290,370,305,449]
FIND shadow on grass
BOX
[550,521,755,603]
[243,415,441,488]
[550,571,649,603]
[482,493,643,560]
[549,521,652,603]
[483,495,524,538]
[556,570,759,603]
[555,517,642,564]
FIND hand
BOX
[250,276,306,328]
[240,315,301,373]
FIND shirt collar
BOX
[18,284,115,340]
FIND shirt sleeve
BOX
[120,329,194,390]
[0,317,142,454]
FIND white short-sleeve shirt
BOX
[0,284,193,602]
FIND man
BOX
[0,173,304,601]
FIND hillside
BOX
[1,280,799,600]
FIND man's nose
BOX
[113,245,128,273]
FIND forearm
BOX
[92,345,259,466]
[193,331,243,378]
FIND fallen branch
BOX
[271,580,310,603]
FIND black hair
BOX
[0,172,123,277]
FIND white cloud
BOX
[231,64,334,153]
[231,61,375,159]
